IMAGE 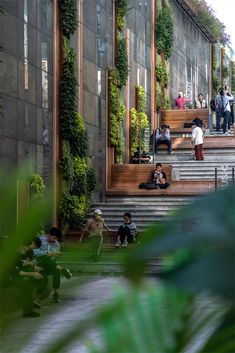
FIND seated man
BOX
[195,93,207,109]
[155,125,172,155]
[115,212,138,248]
[151,163,170,189]
[13,238,48,317]
[33,227,72,303]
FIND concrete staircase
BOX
[91,195,197,232]
[91,160,234,232]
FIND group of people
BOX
[213,85,234,135]
[176,92,207,110]
[12,227,72,317]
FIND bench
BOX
[161,109,209,133]
[110,163,172,189]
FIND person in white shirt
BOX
[155,125,172,155]
[191,121,204,160]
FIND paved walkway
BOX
[1,276,131,353]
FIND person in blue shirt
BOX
[155,125,172,155]
[34,227,72,303]
[219,88,234,135]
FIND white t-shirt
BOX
[192,126,203,145]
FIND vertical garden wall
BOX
[59,0,96,232]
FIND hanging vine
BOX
[155,2,173,112]
[130,86,149,156]
[59,0,96,232]
[108,1,129,164]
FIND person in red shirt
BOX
[176,91,188,110]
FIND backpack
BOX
[217,96,228,115]
[210,99,215,111]
[217,97,224,114]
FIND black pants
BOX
[37,256,61,290]
[117,225,134,244]
[155,139,172,154]
[15,276,47,315]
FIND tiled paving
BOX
[1,276,131,353]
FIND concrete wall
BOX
[0,0,54,182]
[169,0,211,108]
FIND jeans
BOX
[155,139,172,154]
[222,110,231,133]
[215,109,221,131]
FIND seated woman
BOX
[151,163,170,189]
[176,92,189,110]
[115,212,138,248]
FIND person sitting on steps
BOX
[151,163,170,189]
[115,212,138,248]
[155,125,172,155]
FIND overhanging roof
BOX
[174,0,217,43]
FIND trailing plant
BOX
[108,68,126,162]
[116,37,129,87]
[59,0,78,38]
[59,0,96,231]
[116,0,128,31]
[59,193,88,229]
[156,86,170,111]
[136,86,147,112]
[221,65,229,80]
[155,5,173,59]
[130,86,149,156]
[186,0,230,46]
[213,75,219,93]
[29,173,46,196]
[155,60,168,88]
[232,61,235,93]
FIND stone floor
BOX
[1,276,131,353]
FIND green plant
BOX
[59,193,88,230]
[116,37,129,87]
[156,5,174,59]
[59,0,78,38]
[130,86,149,156]
[155,60,168,88]
[108,68,126,161]
[156,85,162,112]
[221,65,229,80]
[232,61,235,93]
[29,173,46,196]
[186,0,230,46]
[116,0,128,31]
[213,75,219,92]
[59,2,96,231]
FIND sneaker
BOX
[23,311,40,318]
[228,130,231,134]
[62,267,72,279]
[33,301,41,309]
[53,293,61,303]
[223,132,229,135]
[115,239,121,248]
[122,240,128,248]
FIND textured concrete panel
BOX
[0,12,18,58]
[83,26,96,62]
[0,52,18,97]
[83,59,97,95]
[17,100,37,143]
[83,90,98,127]
[17,140,37,173]
[0,0,18,17]
[0,95,18,139]
[169,2,211,107]
[0,136,18,170]
[83,0,97,32]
